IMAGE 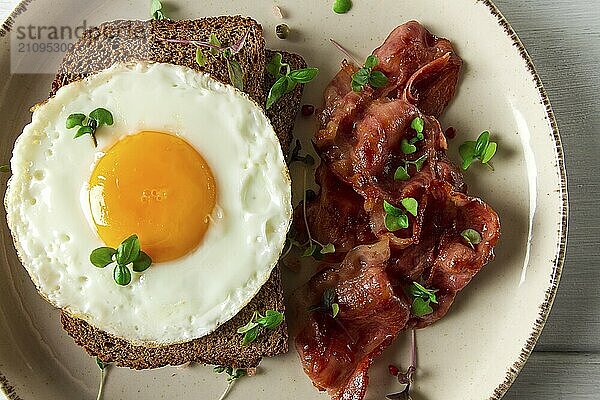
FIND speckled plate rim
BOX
[0,0,569,399]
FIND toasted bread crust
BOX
[52,18,307,369]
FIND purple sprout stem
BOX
[409,329,417,381]
[329,39,362,65]
[157,37,221,50]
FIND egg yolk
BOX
[88,131,217,263]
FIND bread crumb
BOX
[273,5,285,19]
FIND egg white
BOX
[5,62,292,345]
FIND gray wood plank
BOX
[494,0,600,353]
[504,352,600,399]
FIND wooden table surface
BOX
[1,0,598,399]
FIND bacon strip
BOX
[295,21,500,400]
[295,240,411,400]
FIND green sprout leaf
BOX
[320,243,336,254]
[474,131,490,157]
[90,247,116,268]
[132,251,152,272]
[288,68,319,83]
[266,52,286,79]
[0,165,10,173]
[332,0,353,14]
[406,282,438,304]
[74,125,93,139]
[461,229,482,249]
[226,59,244,91]
[364,55,378,69]
[237,315,259,334]
[266,75,289,109]
[394,166,410,181]
[351,54,388,92]
[239,309,283,345]
[214,366,227,374]
[383,200,403,216]
[256,310,284,330]
[383,200,409,232]
[481,141,497,164]
[66,113,86,129]
[89,108,114,126]
[384,213,409,232]
[241,325,259,346]
[401,197,418,217]
[459,141,476,170]
[401,139,417,155]
[113,265,132,286]
[115,234,141,266]
[351,67,371,88]
[407,281,438,317]
[323,288,336,308]
[266,60,318,109]
[95,356,106,370]
[195,47,207,67]
[302,243,318,257]
[411,117,425,135]
[331,303,340,318]
[411,297,433,317]
[91,234,151,287]
[230,368,247,381]
[309,288,340,318]
[208,33,221,55]
[67,108,113,147]
[460,131,498,170]
[369,70,388,88]
[151,0,165,20]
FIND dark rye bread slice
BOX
[52,18,306,369]
[51,17,266,105]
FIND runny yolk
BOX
[88,131,217,263]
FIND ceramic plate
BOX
[0,0,567,399]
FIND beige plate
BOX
[0,0,567,399]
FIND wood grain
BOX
[505,352,600,399]
[0,0,598,399]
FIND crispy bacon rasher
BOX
[295,21,500,400]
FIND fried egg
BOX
[5,62,292,345]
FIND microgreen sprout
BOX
[237,310,284,346]
[266,52,319,109]
[301,166,336,257]
[459,130,498,170]
[0,165,9,173]
[461,228,482,249]
[386,330,417,400]
[308,287,340,318]
[290,139,316,166]
[159,32,249,91]
[394,154,427,182]
[281,141,336,259]
[95,356,110,400]
[351,55,388,92]
[214,366,247,400]
[405,282,438,317]
[66,108,114,147]
[90,234,152,286]
[383,198,418,232]
[400,116,426,155]
[150,0,167,20]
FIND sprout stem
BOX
[329,39,362,65]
